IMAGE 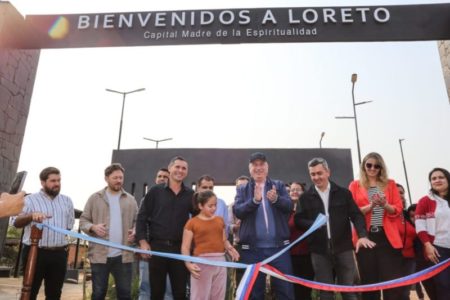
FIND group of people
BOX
[8,151,449,300]
[288,153,449,300]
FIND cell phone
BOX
[9,171,27,194]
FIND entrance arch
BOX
[0,1,449,255]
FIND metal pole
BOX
[73,227,81,269]
[106,88,145,150]
[319,132,325,148]
[352,77,362,165]
[143,137,173,149]
[117,93,126,150]
[399,139,413,206]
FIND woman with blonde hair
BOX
[349,152,404,300]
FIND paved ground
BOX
[0,276,87,300]
[0,276,427,300]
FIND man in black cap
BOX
[233,152,294,299]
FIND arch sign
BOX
[1,3,450,49]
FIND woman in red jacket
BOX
[415,167,450,300]
[349,152,403,300]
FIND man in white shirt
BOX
[295,157,374,300]
[14,167,74,300]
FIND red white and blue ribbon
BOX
[37,214,449,300]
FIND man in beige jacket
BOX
[80,163,138,300]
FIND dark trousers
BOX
[433,245,450,300]
[311,250,358,300]
[240,247,294,300]
[235,267,245,290]
[91,256,132,300]
[149,242,188,300]
[357,231,403,300]
[234,245,245,295]
[416,257,437,300]
[400,258,415,300]
[22,245,67,300]
[291,254,314,300]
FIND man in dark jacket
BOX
[295,157,374,300]
[136,156,194,300]
[233,152,294,299]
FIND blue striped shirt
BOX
[20,190,74,247]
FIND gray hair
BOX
[308,157,329,170]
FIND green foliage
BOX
[0,244,18,266]
[0,226,22,267]
[7,226,22,238]
[105,272,139,299]
[131,274,140,300]
[107,274,117,299]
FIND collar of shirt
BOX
[314,182,331,239]
[39,189,56,201]
[101,187,127,202]
[164,181,188,193]
[314,182,331,196]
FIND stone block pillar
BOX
[0,49,40,257]
[438,40,450,103]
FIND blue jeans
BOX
[91,256,132,300]
[240,247,294,300]
[139,260,150,300]
[139,260,173,300]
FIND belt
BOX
[369,226,383,233]
[39,246,67,251]
[151,239,181,247]
[239,240,290,250]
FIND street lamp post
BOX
[106,88,145,150]
[319,132,325,148]
[399,138,413,206]
[335,73,372,165]
[143,137,173,149]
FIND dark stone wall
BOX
[0,49,40,257]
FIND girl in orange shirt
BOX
[181,190,239,300]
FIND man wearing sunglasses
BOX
[295,157,375,300]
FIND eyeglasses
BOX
[365,163,381,170]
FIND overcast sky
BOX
[13,0,450,209]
